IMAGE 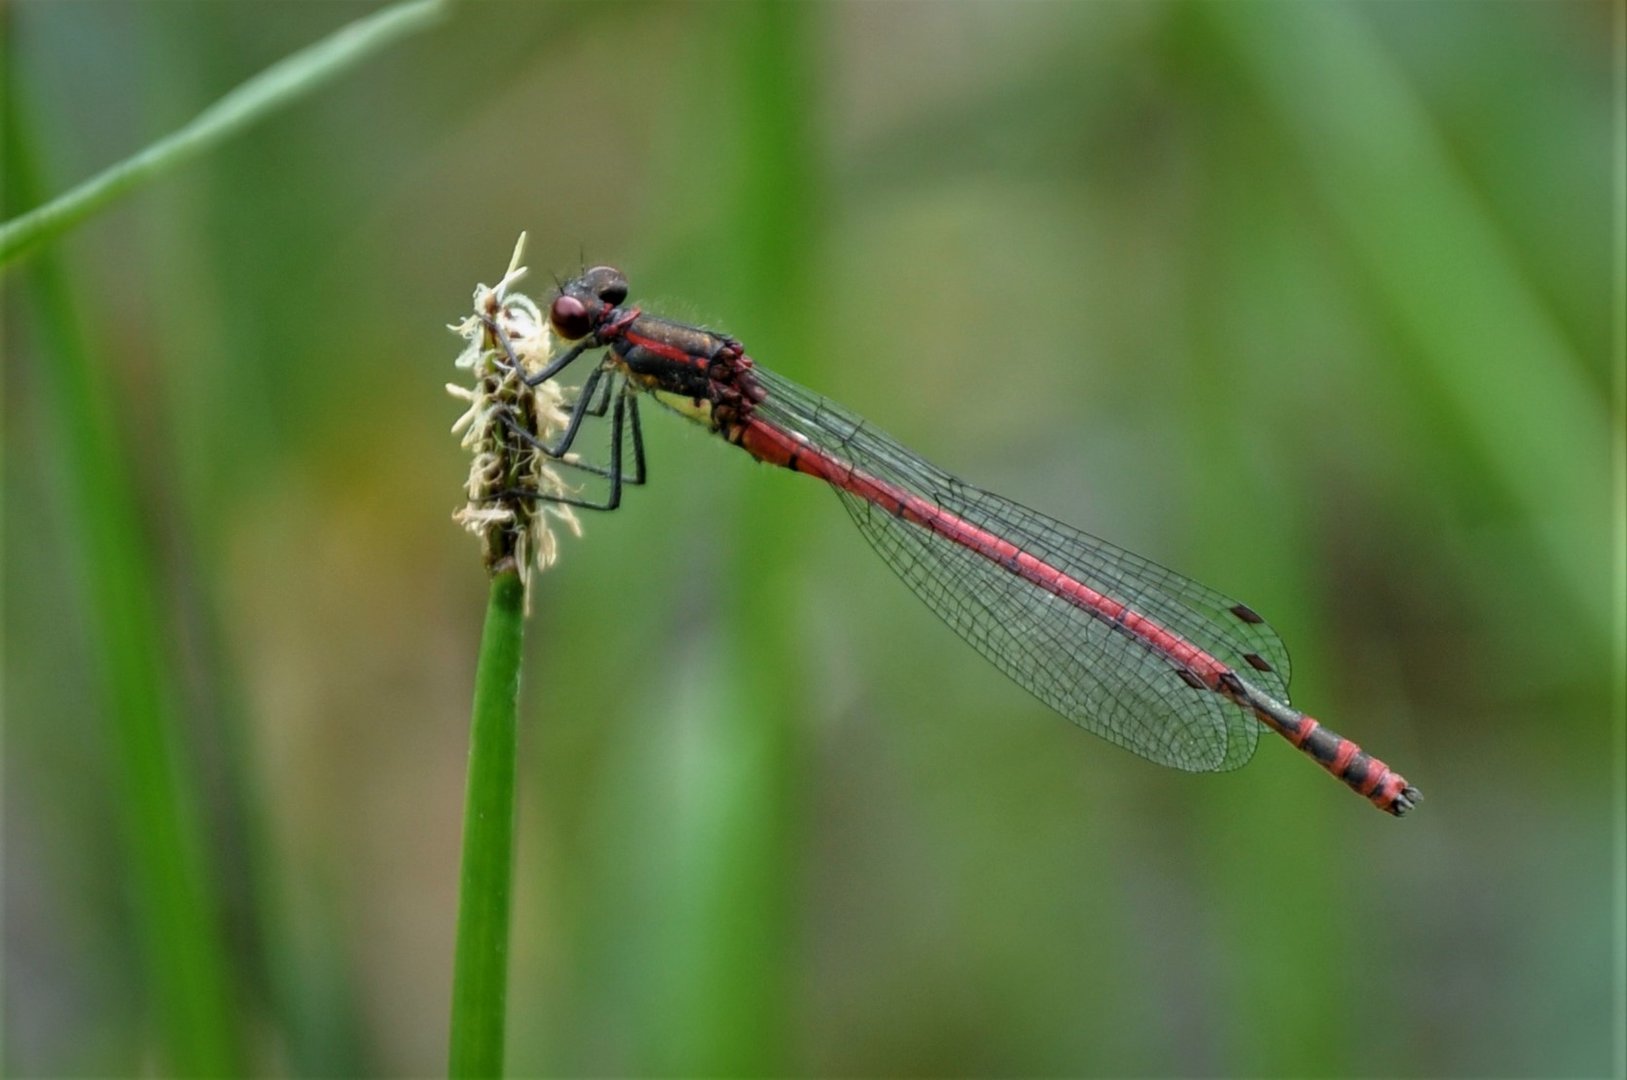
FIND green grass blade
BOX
[0,0,449,268]
[1202,0,1615,631]
[3,89,242,1076]
[449,570,527,1078]
[1611,3,1627,1069]
[641,5,824,1072]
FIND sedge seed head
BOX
[448,232,582,609]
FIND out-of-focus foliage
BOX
[4,2,1619,1076]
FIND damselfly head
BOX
[582,265,628,305]
[549,265,628,340]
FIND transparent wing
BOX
[753,368,1292,772]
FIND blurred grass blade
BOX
[0,0,449,268]
[1202,0,1615,632]
[641,4,824,1073]
[449,571,527,1078]
[1613,1,1627,1068]
[3,92,242,1075]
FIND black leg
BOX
[623,391,647,486]
[481,311,595,387]
[573,369,617,418]
[482,316,624,461]
[532,363,609,458]
[495,365,613,469]
[498,380,648,490]
[497,390,633,512]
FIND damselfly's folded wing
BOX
[754,369,1292,773]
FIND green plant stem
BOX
[4,90,241,1074]
[0,0,449,269]
[449,570,527,1078]
[673,4,818,1072]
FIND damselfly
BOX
[487,266,1421,816]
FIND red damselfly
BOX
[488,266,1421,816]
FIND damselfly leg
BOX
[480,314,647,511]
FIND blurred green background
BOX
[4,1,1621,1076]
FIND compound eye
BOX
[549,294,592,340]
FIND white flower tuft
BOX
[449,232,582,611]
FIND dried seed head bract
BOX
[449,233,581,609]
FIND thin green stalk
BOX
[449,570,527,1078]
[0,0,449,268]
[4,92,241,1075]
[1611,3,1627,1071]
[648,5,822,1072]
